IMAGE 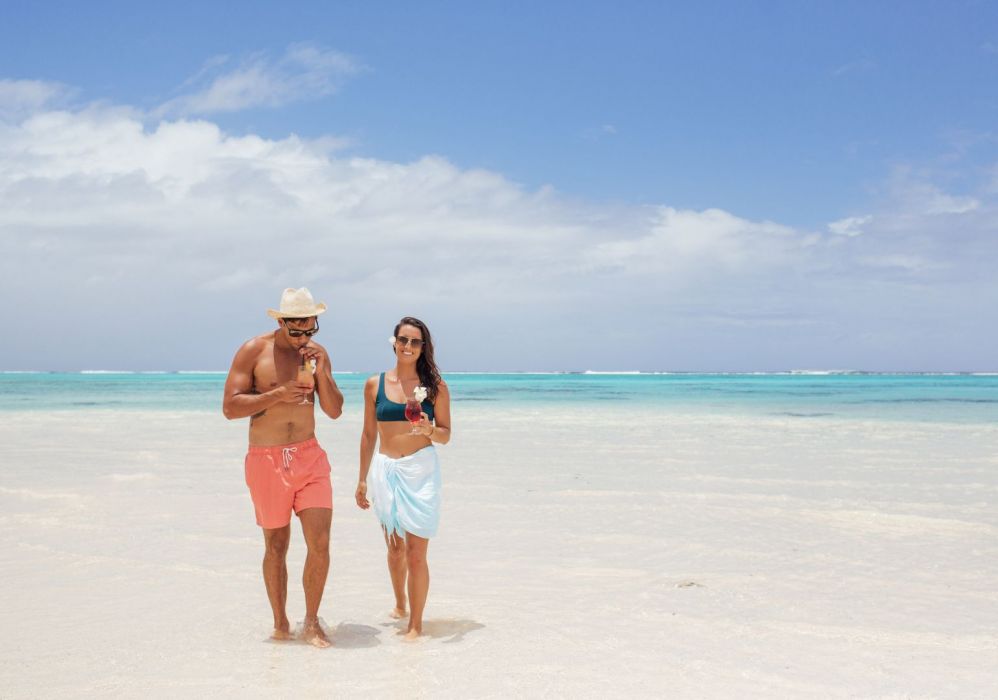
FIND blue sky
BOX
[2,1,997,370]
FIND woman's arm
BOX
[421,380,451,445]
[355,375,380,508]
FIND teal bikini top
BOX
[376,372,435,422]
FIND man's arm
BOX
[302,342,344,420]
[222,339,305,419]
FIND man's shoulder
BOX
[244,331,275,348]
[234,332,275,359]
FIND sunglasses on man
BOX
[284,319,320,337]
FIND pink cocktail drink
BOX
[405,399,422,433]
[297,362,314,405]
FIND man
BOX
[223,287,344,647]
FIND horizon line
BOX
[3,369,998,376]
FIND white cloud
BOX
[586,207,810,279]
[831,58,877,77]
[886,166,979,215]
[828,215,871,237]
[582,124,618,140]
[857,254,938,272]
[922,189,978,215]
[1,88,997,370]
[155,42,362,116]
[0,79,72,118]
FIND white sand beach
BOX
[2,406,997,698]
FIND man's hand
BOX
[271,379,311,403]
[300,343,329,373]
[355,481,370,509]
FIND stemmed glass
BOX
[404,398,423,434]
[297,358,315,405]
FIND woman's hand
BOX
[355,481,370,509]
[417,412,435,437]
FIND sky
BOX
[1,0,997,371]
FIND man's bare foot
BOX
[403,628,422,642]
[390,607,408,619]
[270,619,292,641]
[300,620,332,648]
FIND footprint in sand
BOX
[676,580,705,588]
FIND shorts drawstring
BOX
[281,446,298,473]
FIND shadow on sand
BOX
[424,618,485,643]
[267,619,383,648]
[381,618,485,644]
[331,622,382,648]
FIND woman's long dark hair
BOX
[394,316,442,402]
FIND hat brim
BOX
[267,303,327,319]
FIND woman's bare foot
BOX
[300,619,332,648]
[390,607,408,619]
[403,628,422,642]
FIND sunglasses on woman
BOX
[396,335,424,348]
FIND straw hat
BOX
[267,287,328,319]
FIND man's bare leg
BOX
[262,525,292,640]
[384,529,408,618]
[403,532,429,641]
[298,507,332,648]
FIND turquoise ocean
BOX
[2,372,997,423]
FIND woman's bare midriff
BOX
[249,401,316,446]
[378,422,432,458]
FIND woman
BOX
[356,316,451,640]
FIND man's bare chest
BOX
[252,347,300,392]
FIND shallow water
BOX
[2,372,998,423]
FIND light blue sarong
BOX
[369,446,441,538]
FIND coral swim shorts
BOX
[244,437,332,529]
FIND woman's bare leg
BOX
[404,532,429,640]
[384,528,408,618]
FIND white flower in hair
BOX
[413,386,428,402]
[389,336,397,345]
